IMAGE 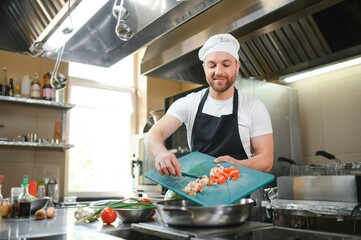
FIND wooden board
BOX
[145,152,274,206]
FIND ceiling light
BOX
[30,0,108,52]
[282,56,361,83]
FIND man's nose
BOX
[215,64,224,74]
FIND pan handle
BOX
[277,157,296,164]
[315,150,342,165]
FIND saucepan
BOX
[154,198,255,227]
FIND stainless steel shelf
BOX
[0,95,75,110]
[0,141,74,151]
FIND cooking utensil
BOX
[114,207,153,223]
[144,152,274,206]
[30,197,50,213]
[181,172,201,179]
[154,198,255,227]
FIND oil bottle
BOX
[18,175,31,218]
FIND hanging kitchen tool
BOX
[50,45,68,91]
[113,0,133,41]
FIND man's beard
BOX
[207,75,236,93]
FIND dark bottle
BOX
[18,175,31,218]
[0,67,8,96]
[8,77,14,97]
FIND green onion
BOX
[74,199,156,224]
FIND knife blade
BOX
[181,172,201,179]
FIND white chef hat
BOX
[198,33,240,61]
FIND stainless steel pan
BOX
[154,198,255,227]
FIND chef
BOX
[145,33,274,177]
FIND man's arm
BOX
[144,114,183,176]
[214,133,274,172]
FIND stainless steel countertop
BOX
[0,208,131,239]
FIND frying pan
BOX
[154,198,255,227]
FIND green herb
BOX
[74,199,156,224]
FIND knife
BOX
[181,172,201,179]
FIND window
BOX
[67,56,135,198]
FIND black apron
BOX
[191,87,248,160]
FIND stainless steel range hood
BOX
[0,0,220,67]
[1,0,360,83]
[141,0,361,83]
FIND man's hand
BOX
[155,151,182,177]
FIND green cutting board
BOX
[144,152,274,206]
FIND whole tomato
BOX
[137,198,151,203]
[100,207,117,225]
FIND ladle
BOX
[113,0,133,41]
[50,45,68,90]
[112,0,129,20]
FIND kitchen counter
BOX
[1,208,360,240]
[0,208,132,240]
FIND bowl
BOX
[114,207,153,223]
[30,197,50,213]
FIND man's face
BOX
[203,51,240,93]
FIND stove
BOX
[131,221,361,240]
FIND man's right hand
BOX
[155,151,182,177]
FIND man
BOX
[145,33,274,177]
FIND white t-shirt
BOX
[166,88,273,158]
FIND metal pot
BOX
[154,199,255,227]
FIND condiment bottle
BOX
[36,179,46,198]
[21,75,31,98]
[42,72,53,100]
[18,175,31,218]
[0,67,8,96]
[10,187,21,218]
[30,73,41,99]
[8,77,14,97]
[14,85,21,98]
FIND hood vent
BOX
[0,0,220,67]
[141,0,361,83]
[0,0,67,54]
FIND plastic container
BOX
[21,75,31,98]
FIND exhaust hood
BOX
[0,0,360,84]
[0,0,219,67]
[141,0,361,83]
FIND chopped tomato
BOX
[137,198,151,203]
[217,175,227,185]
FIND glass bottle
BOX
[42,72,53,100]
[14,85,21,98]
[30,73,41,99]
[18,175,31,218]
[8,77,14,97]
[0,67,8,96]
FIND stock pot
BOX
[154,198,255,227]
